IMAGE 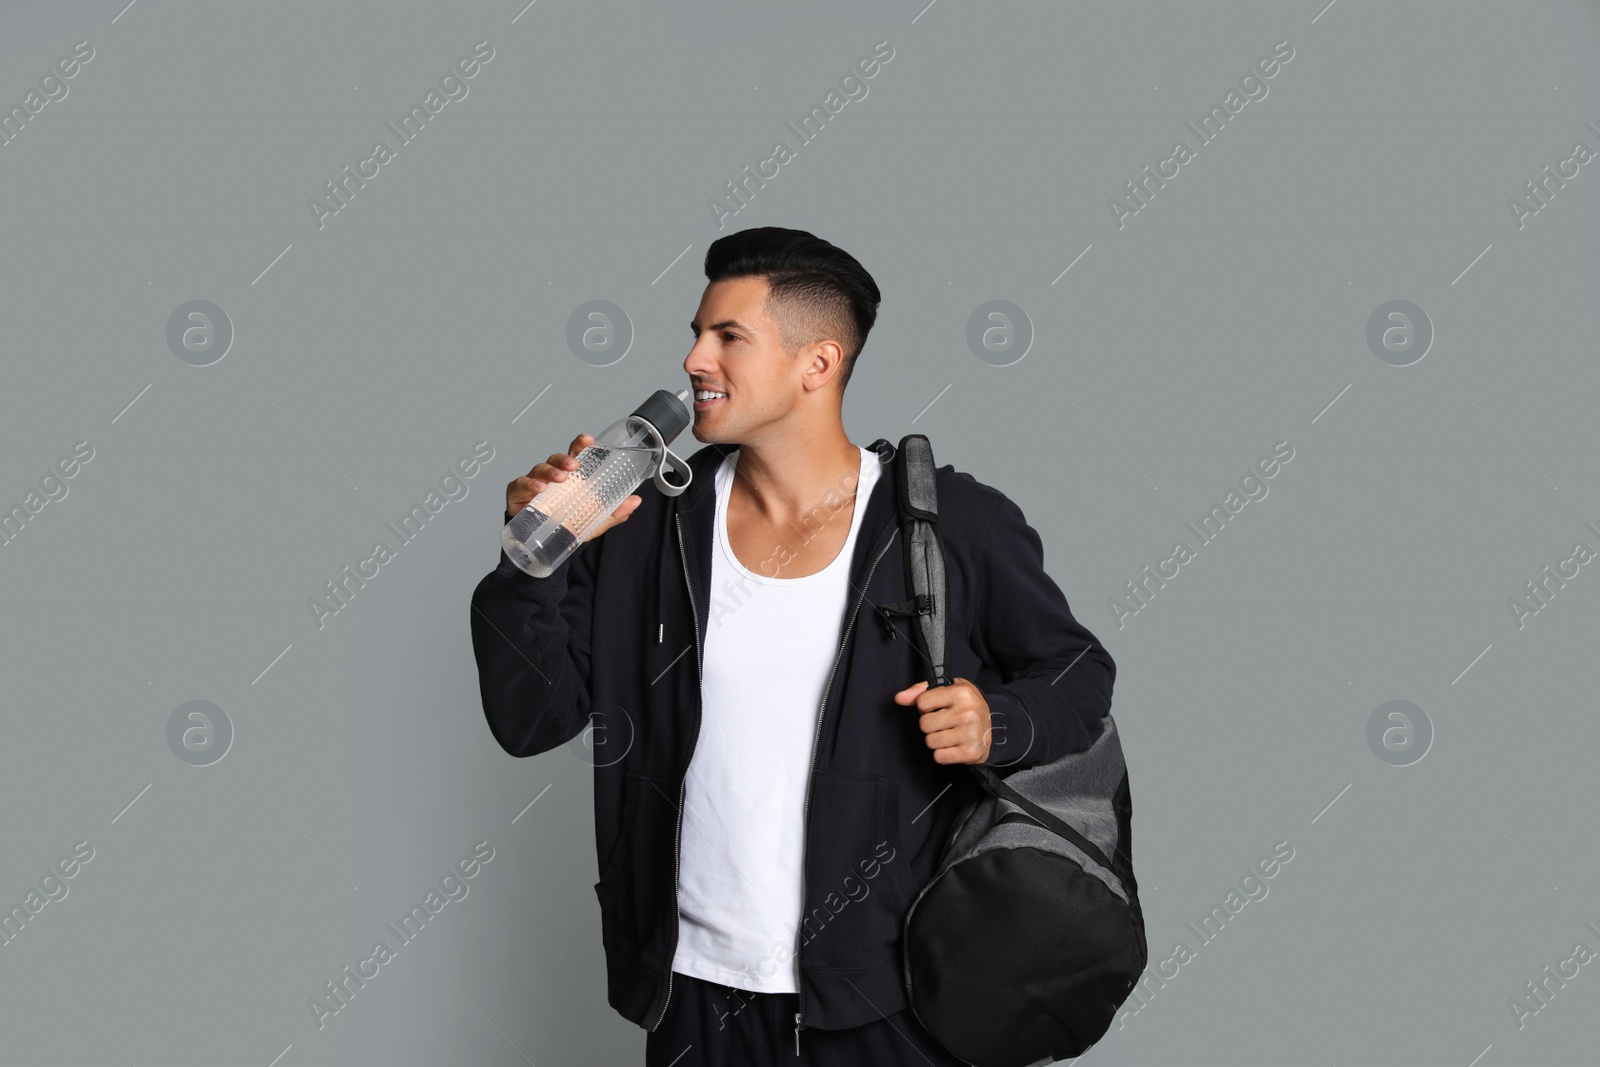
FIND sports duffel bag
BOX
[880,434,1148,1067]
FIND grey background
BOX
[1,0,1597,1064]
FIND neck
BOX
[729,421,860,522]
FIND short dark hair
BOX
[703,227,881,393]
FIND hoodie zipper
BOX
[793,523,899,1055]
[651,515,704,1033]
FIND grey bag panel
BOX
[1008,714,1128,806]
[932,791,1129,907]
[926,717,1132,903]
[1005,714,1127,867]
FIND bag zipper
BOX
[650,515,705,1033]
[793,523,900,1055]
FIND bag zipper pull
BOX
[794,1011,801,1055]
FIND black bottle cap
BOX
[631,388,692,445]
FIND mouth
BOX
[693,388,727,412]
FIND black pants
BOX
[644,970,972,1066]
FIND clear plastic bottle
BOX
[502,388,694,578]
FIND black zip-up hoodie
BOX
[469,437,1116,1044]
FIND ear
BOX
[799,338,846,394]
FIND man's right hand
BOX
[506,433,642,542]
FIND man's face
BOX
[684,276,804,445]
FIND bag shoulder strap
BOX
[879,435,953,687]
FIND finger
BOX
[517,473,549,496]
[932,743,979,766]
[915,705,972,736]
[914,684,962,712]
[893,681,929,705]
[537,457,572,481]
[922,724,970,749]
[569,433,593,457]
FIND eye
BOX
[722,331,741,342]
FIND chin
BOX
[691,418,735,445]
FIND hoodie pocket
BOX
[595,773,640,898]
[799,771,907,970]
[594,772,676,957]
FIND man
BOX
[470,227,1116,1065]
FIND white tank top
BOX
[669,445,881,992]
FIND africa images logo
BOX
[706,40,894,230]
[306,841,495,1030]
[1107,39,1295,230]
[307,42,495,230]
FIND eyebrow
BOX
[691,318,756,334]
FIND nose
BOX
[684,336,717,382]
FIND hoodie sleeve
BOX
[468,512,601,758]
[967,493,1115,772]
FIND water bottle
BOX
[502,388,695,578]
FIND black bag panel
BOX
[905,846,1145,1067]
[593,772,678,961]
[799,770,908,971]
[1109,769,1148,964]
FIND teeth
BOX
[695,390,726,400]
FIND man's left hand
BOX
[893,678,992,765]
